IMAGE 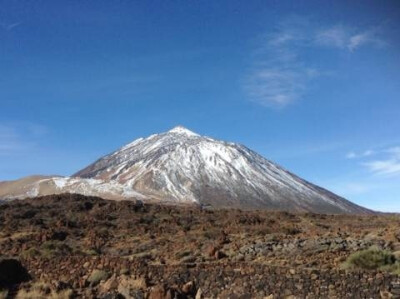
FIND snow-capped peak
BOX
[167,126,199,137]
[71,127,370,214]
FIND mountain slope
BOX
[73,126,370,214]
[0,176,146,202]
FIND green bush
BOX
[84,248,99,256]
[20,248,41,259]
[381,263,400,275]
[88,270,109,285]
[344,248,396,270]
[40,241,72,258]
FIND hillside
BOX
[0,126,370,214]
[73,126,369,214]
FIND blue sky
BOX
[1,1,399,211]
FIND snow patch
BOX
[168,126,199,137]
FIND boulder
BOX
[148,284,166,299]
[117,276,148,298]
[205,244,217,257]
[195,288,203,299]
[50,231,68,241]
[99,274,118,294]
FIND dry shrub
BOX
[16,281,73,299]
[343,248,396,271]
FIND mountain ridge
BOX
[0,126,371,214]
[71,126,370,214]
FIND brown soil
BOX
[0,194,399,298]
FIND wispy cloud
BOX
[387,146,400,157]
[346,150,374,159]
[0,22,22,31]
[351,146,400,176]
[364,159,400,176]
[316,25,384,52]
[244,17,315,108]
[245,66,318,107]
[244,17,386,108]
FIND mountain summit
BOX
[167,126,199,136]
[71,126,369,214]
[0,127,370,214]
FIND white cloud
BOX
[316,25,384,52]
[245,18,386,108]
[346,149,374,159]
[315,26,348,49]
[363,150,374,157]
[387,147,400,158]
[346,151,356,159]
[268,33,296,46]
[245,67,318,107]
[364,159,400,176]
[360,146,400,176]
[348,32,370,51]
[0,21,22,31]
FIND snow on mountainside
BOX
[71,126,370,214]
[0,176,146,202]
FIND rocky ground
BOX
[0,194,400,298]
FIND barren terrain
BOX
[1,194,400,298]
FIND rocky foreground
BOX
[0,194,400,298]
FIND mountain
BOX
[0,126,370,214]
[0,175,146,202]
[71,126,369,214]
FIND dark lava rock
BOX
[0,258,30,286]
[214,250,226,260]
[50,231,68,241]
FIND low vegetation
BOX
[88,270,109,285]
[343,247,400,274]
[15,281,73,299]
[1,194,400,298]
